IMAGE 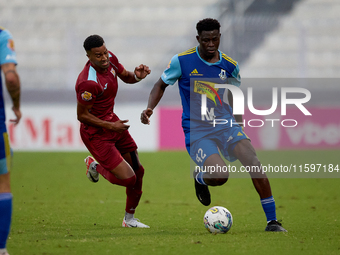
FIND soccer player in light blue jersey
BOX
[141,18,286,232]
[0,27,21,255]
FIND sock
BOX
[125,212,134,221]
[96,164,136,187]
[0,248,8,254]
[0,193,12,249]
[261,196,277,223]
[125,166,144,214]
[195,171,207,185]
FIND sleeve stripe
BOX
[222,54,237,66]
[3,132,11,173]
[178,47,196,56]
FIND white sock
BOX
[125,212,134,221]
[0,248,7,254]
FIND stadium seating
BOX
[241,0,340,79]
[2,0,339,104]
[2,0,220,92]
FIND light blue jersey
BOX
[0,27,17,124]
[161,46,248,163]
[0,28,17,65]
[0,27,16,173]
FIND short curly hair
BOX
[196,18,221,35]
[83,35,105,51]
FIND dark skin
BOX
[196,29,221,62]
[141,29,272,199]
[77,43,151,179]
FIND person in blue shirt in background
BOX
[141,18,286,232]
[0,26,21,255]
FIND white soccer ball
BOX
[203,206,233,234]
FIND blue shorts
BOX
[187,126,249,167]
[0,129,12,175]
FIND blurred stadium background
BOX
[1,0,340,151]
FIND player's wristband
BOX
[134,74,142,82]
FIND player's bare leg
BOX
[84,154,149,228]
[194,154,229,206]
[203,154,229,186]
[84,156,136,186]
[0,173,10,194]
[233,139,287,232]
[109,159,135,179]
[232,140,272,198]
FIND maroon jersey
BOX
[76,51,138,170]
[75,51,124,122]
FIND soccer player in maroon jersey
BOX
[75,35,151,228]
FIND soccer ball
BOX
[203,206,233,234]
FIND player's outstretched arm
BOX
[118,64,151,84]
[2,63,21,125]
[141,78,168,125]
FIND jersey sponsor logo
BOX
[190,68,203,76]
[201,106,215,121]
[237,132,243,136]
[219,69,227,81]
[7,39,15,51]
[81,91,92,101]
[194,81,222,106]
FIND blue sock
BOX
[0,193,12,249]
[261,196,277,223]
[195,171,207,185]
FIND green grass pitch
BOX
[8,150,340,255]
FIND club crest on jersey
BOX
[81,91,92,101]
[110,68,116,77]
[219,69,227,81]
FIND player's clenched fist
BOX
[141,108,153,125]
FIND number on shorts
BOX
[196,148,206,163]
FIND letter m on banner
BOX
[201,94,215,121]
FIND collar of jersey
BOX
[195,46,222,66]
